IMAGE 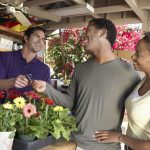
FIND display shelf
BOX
[0,25,23,40]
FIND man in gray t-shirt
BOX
[33,18,140,150]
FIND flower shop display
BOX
[0,89,77,150]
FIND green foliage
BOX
[50,108,77,141]
[45,28,89,80]
[0,104,22,132]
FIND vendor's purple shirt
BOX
[0,50,50,92]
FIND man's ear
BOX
[97,29,107,38]
[24,36,28,43]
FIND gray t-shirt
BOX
[44,58,140,150]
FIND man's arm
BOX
[0,78,15,90]
[44,80,76,110]
[0,75,29,90]
[33,70,77,110]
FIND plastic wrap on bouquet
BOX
[0,131,15,150]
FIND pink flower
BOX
[23,103,36,118]
[113,25,141,51]
[113,41,119,49]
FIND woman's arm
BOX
[120,134,150,150]
[94,131,150,150]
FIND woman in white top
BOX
[93,32,150,150]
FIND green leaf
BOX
[58,109,69,120]
[51,129,61,139]
[9,130,16,139]
[62,128,71,141]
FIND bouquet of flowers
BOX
[0,90,77,141]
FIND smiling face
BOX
[85,22,107,55]
[25,30,46,53]
[131,40,150,73]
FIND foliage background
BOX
[45,27,88,80]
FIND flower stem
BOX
[26,118,28,127]
[45,105,49,121]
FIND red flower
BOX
[8,89,22,99]
[45,98,54,106]
[24,91,40,100]
[113,41,119,49]
[61,62,74,78]
[0,91,5,99]
[113,25,141,51]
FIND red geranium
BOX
[7,89,22,99]
[0,90,5,99]
[45,98,54,106]
[24,91,41,100]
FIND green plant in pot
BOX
[0,90,22,150]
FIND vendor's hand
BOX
[14,75,29,88]
[93,131,121,143]
[32,80,46,92]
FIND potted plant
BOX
[0,90,21,150]
[45,28,89,83]
[0,89,77,149]
[15,91,77,141]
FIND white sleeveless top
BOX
[125,77,150,140]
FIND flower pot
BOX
[17,133,35,142]
[12,135,56,150]
[0,131,15,150]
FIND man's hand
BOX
[32,80,46,92]
[14,75,29,88]
[93,130,122,143]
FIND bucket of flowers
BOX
[0,90,21,150]
[0,90,77,150]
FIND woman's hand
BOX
[32,80,46,92]
[93,130,122,143]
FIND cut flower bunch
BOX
[0,90,77,141]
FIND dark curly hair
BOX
[24,26,46,39]
[89,18,117,47]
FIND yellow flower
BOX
[55,119,61,123]
[3,102,13,109]
[54,106,64,111]
[14,96,26,108]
